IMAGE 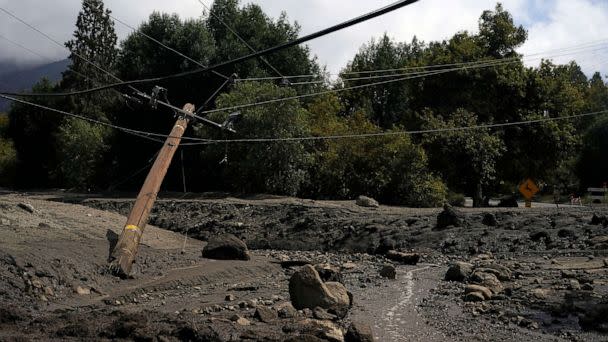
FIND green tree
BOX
[63,0,118,90]
[198,82,312,196]
[207,0,319,80]
[0,113,16,186]
[578,116,608,188]
[305,95,446,207]
[8,79,64,188]
[55,0,118,189]
[420,109,505,206]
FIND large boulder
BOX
[435,204,465,230]
[445,262,473,282]
[356,196,379,208]
[201,234,250,261]
[289,265,350,317]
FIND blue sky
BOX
[0,0,607,78]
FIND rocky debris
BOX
[1,218,10,226]
[300,319,344,342]
[384,251,420,265]
[470,271,503,294]
[289,265,350,317]
[230,314,251,326]
[482,213,498,226]
[474,263,512,281]
[345,322,374,342]
[201,234,250,261]
[465,284,492,300]
[529,230,551,244]
[445,262,473,282]
[355,196,379,208]
[17,203,35,214]
[436,204,465,230]
[225,294,236,301]
[254,306,277,323]
[314,264,344,283]
[591,214,608,226]
[379,265,396,279]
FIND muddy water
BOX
[351,265,448,341]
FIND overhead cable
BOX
[196,0,283,78]
[0,0,422,96]
[180,109,608,145]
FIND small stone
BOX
[314,264,344,283]
[582,283,594,291]
[436,203,465,230]
[236,317,250,326]
[225,294,236,301]
[1,218,10,226]
[38,223,50,229]
[569,279,581,291]
[74,286,91,295]
[18,203,34,213]
[277,303,297,318]
[342,262,357,269]
[44,287,55,297]
[561,270,576,279]
[379,265,396,279]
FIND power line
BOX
[196,0,283,78]
[0,0,422,96]
[84,0,229,80]
[233,39,608,82]
[0,5,230,131]
[0,93,171,143]
[180,109,608,146]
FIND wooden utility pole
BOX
[109,103,194,277]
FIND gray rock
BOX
[385,251,420,265]
[482,213,498,226]
[18,203,34,214]
[471,271,503,294]
[345,322,375,342]
[313,307,337,320]
[445,262,473,282]
[464,292,486,302]
[278,303,298,318]
[202,234,250,261]
[465,284,492,300]
[475,263,512,281]
[254,306,277,323]
[379,265,396,279]
[436,204,465,230]
[314,264,344,283]
[289,265,350,317]
[356,196,379,208]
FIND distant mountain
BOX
[0,59,70,112]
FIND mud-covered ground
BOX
[2,192,608,341]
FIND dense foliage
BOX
[2,1,608,207]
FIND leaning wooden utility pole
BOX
[109,103,195,277]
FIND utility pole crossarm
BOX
[109,103,195,277]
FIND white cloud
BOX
[0,0,606,77]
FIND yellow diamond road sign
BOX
[519,179,539,200]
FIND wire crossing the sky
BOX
[0,0,422,96]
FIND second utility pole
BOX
[109,103,194,277]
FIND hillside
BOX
[0,59,69,112]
